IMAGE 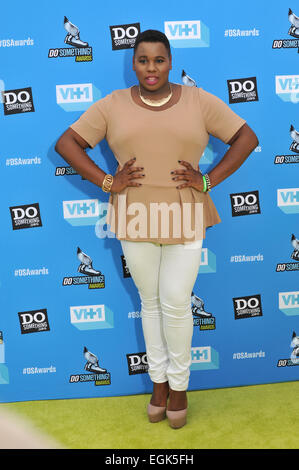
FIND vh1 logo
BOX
[56,83,101,111]
[275,75,299,104]
[164,20,210,48]
[190,346,219,370]
[277,188,299,213]
[63,199,101,226]
[279,291,299,316]
[70,304,114,330]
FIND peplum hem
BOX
[105,185,221,244]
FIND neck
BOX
[139,82,171,98]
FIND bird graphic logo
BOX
[288,9,299,38]
[83,347,107,373]
[290,332,299,364]
[77,247,102,276]
[290,125,299,154]
[191,291,212,318]
[181,70,197,87]
[62,247,105,288]
[272,9,299,52]
[64,16,89,48]
[291,234,299,261]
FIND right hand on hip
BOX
[110,157,145,193]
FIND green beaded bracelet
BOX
[202,175,207,192]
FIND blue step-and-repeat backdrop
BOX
[1,0,299,403]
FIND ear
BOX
[132,55,136,71]
[169,54,172,70]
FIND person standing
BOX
[55,30,258,428]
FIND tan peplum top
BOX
[70,85,246,244]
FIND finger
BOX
[125,157,137,166]
[178,160,193,169]
[127,181,142,187]
[129,173,145,179]
[172,169,188,175]
[172,174,190,181]
[176,182,191,189]
[127,166,144,174]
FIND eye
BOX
[138,59,146,64]
[157,59,164,63]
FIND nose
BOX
[146,60,157,72]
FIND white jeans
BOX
[120,239,203,391]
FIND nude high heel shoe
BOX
[147,381,169,423]
[147,403,167,423]
[166,388,187,429]
[166,408,187,429]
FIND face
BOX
[133,41,172,92]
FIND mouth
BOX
[145,76,159,85]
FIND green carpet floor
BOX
[1,381,299,449]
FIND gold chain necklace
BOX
[139,83,172,107]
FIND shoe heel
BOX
[166,408,187,429]
[147,403,166,423]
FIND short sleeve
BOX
[198,88,246,144]
[70,93,112,148]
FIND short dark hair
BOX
[134,29,171,57]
